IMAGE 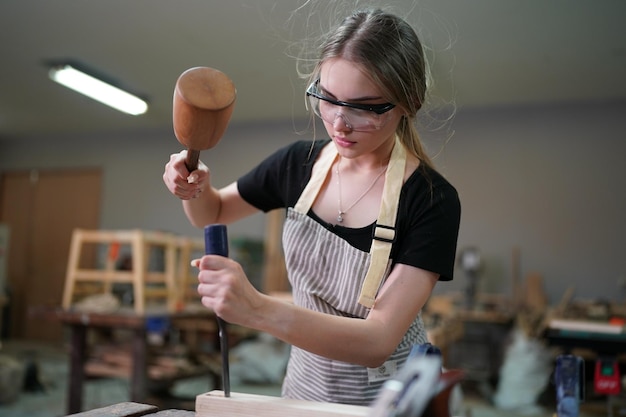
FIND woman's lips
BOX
[334,136,354,148]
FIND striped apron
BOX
[280,138,428,405]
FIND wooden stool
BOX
[174,236,205,308]
[62,229,178,313]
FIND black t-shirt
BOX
[237,139,461,281]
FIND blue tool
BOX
[408,343,442,361]
[368,343,446,417]
[204,224,231,397]
[368,355,443,417]
[554,354,585,417]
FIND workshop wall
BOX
[432,100,626,303]
[1,100,625,304]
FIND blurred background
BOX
[1,1,625,415]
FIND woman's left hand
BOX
[193,255,262,326]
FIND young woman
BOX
[163,8,460,406]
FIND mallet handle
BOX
[185,150,200,172]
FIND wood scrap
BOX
[85,361,130,379]
[196,390,368,417]
[523,272,548,312]
[511,246,522,311]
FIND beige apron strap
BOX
[358,137,407,308]
[294,143,338,214]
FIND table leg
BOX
[130,326,148,402]
[67,324,86,414]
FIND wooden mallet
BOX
[173,66,236,172]
[172,67,235,397]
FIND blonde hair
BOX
[306,9,434,168]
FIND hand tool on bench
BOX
[367,356,440,417]
[367,343,463,417]
[204,224,231,397]
[407,342,442,361]
[173,66,236,172]
[554,354,585,417]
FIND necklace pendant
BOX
[337,211,344,223]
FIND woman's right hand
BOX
[163,150,210,200]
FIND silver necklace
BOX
[336,158,387,223]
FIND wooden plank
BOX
[85,361,130,379]
[511,245,522,311]
[524,272,548,312]
[32,306,215,328]
[196,390,368,417]
[548,318,624,334]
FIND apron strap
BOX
[358,138,406,308]
[294,143,338,214]
[291,138,407,309]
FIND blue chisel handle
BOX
[204,224,231,397]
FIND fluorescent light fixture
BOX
[49,64,148,115]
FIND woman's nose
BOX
[332,112,352,131]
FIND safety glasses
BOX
[306,79,395,131]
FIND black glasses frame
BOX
[306,80,396,115]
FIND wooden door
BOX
[0,169,101,343]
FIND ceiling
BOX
[1,0,625,139]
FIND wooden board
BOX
[196,390,368,417]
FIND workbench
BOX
[35,307,229,414]
[444,309,515,394]
[544,318,626,356]
[544,317,626,416]
[66,389,462,417]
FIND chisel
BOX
[204,224,231,397]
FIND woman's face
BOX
[317,58,402,158]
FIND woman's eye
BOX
[347,107,369,115]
